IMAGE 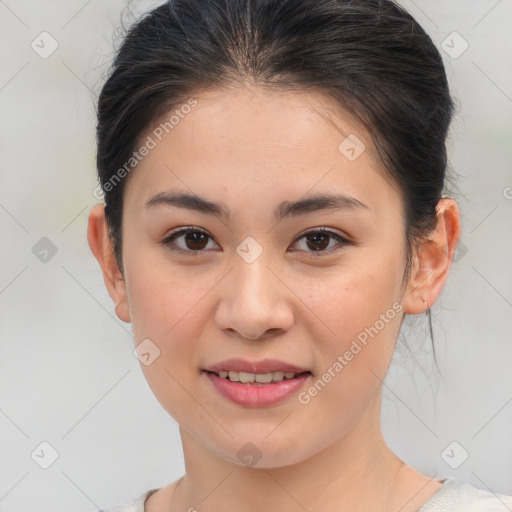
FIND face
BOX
[119,85,410,467]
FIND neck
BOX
[173,393,404,512]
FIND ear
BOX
[87,204,131,323]
[403,198,461,314]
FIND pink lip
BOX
[204,358,309,374]
[204,371,311,407]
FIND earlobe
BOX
[87,204,131,323]
[403,198,461,314]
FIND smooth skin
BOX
[88,84,460,512]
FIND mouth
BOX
[203,369,312,385]
[202,359,313,406]
[202,361,313,407]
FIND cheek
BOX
[124,258,215,421]
[296,251,405,395]
[123,230,208,326]
[295,269,403,427]
[126,260,210,347]
[299,254,404,341]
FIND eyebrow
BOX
[145,190,368,222]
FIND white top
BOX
[96,478,512,512]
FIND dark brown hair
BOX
[96,0,454,280]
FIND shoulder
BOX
[419,478,512,512]
[94,488,159,512]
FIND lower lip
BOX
[204,371,311,407]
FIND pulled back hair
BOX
[96,0,454,279]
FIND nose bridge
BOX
[214,247,294,339]
[234,251,276,304]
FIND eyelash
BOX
[160,226,351,257]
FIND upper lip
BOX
[204,359,310,374]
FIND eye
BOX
[160,226,351,257]
[290,227,351,256]
[160,227,219,254]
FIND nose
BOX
[214,255,294,341]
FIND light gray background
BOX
[0,1,511,511]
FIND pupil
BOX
[307,233,329,251]
[186,232,208,250]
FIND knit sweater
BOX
[96,478,512,512]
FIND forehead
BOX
[123,85,400,216]
[149,85,376,163]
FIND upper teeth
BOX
[218,370,299,383]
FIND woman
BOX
[87,0,512,510]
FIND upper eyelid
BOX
[295,226,349,239]
[165,226,348,240]
[165,226,219,243]
[163,226,350,252]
